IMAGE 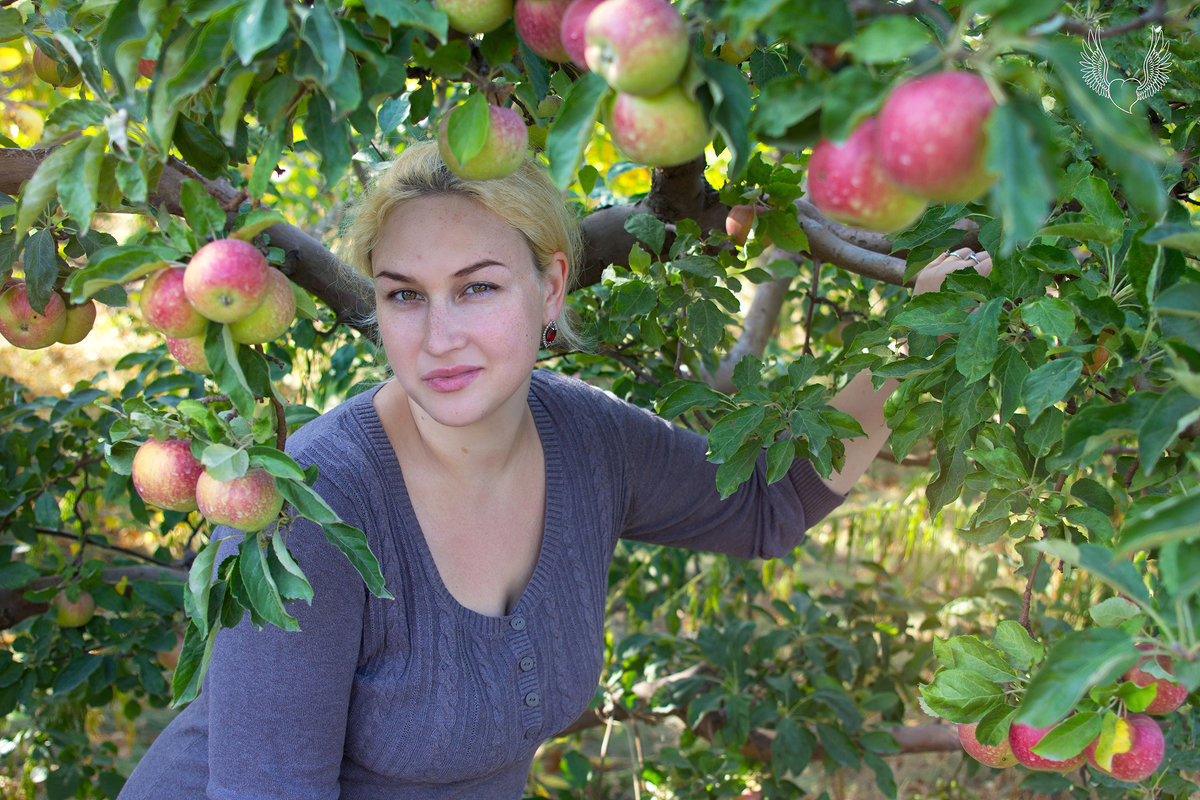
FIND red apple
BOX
[958,722,1017,768]
[514,0,574,62]
[183,239,270,324]
[229,268,296,344]
[57,297,97,344]
[0,282,68,349]
[875,71,997,204]
[1008,722,1088,772]
[438,0,513,33]
[131,438,205,513]
[584,0,688,96]
[606,84,712,167]
[51,589,95,627]
[439,103,529,180]
[166,334,212,375]
[137,58,157,79]
[806,117,927,234]
[140,267,209,337]
[1124,644,1189,715]
[196,467,284,532]
[1085,714,1164,782]
[560,0,605,69]
[725,204,772,247]
[32,45,81,87]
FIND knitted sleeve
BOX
[203,469,369,799]
[594,386,846,559]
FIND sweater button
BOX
[510,615,526,631]
[524,726,540,740]
[519,656,535,672]
[524,691,540,708]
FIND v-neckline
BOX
[364,374,565,632]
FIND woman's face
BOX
[370,193,566,429]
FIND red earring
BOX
[541,320,558,349]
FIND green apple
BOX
[439,103,529,180]
[438,0,513,34]
[51,589,95,627]
[57,298,97,344]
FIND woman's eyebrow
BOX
[374,260,508,283]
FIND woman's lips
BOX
[422,367,482,392]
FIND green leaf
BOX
[57,136,106,232]
[1030,711,1102,761]
[991,620,1043,669]
[624,214,666,253]
[1020,357,1082,422]
[816,722,860,769]
[21,229,59,313]
[840,15,930,63]
[173,620,217,705]
[364,0,447,35]
[248,446,306,481]
[301,0,345,83]
[892,293,969,336]
[1015,628,1139,728]
[180,179,227,242]
[185,537,221,626]
[277,477,339,524]
[707,405,767,462]
[974,703,1017,747]
[322,521,391,599]
[1141,222,1200,256]
[919,668,1006,723]
[63,245,173,301]
[1075,175,1125,232]
[688,298,726,351]
[697,58,753,177]
[233,0,290,65]
[1032,540,1149,604]
[269,531,313,604]
[200,442,250,482]
[771,717,814,774]
[1020,297,1074,343]
[547,72,609,191]
[765,439,794,485]
[205,324,257,421]
[985,102,1053,254]
[940,635,1019,684]
[657,380,731,419]
[1115,490,1200,557]
[52,654,102,694]
[1088,596,1142,628]
[955,297,1005,382]
[238,532,299,631]
[0,562,39,589]
[715,438,761,500]
[15,138,90,237]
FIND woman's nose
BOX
[422,301,467,355]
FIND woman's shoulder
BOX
[284,383,390,475]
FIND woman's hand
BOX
[913,247,993,295]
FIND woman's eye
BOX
[464,283,496,296]
[390,289,421,303]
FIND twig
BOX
[1057,0,1168,38]
[33,527,174,567]
[1020,550,1046,636]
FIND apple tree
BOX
[1,0,1198,796]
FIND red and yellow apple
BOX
[1124,644,1189,715]
[584,0,688,96]
[875,71,997,204]
[131,438,206,513]
[183,239,270,323]
[606,84,712,168]
[439,103,529,180]
[958,722,1017,768]
[140,267,209,337]
[229,268,296,344]
[166,334,212,375]
[196,467,285,532]
[806,117,927,234]
[1085,714,1164,782]
[1008,722,1087,772]
[560,0,605,69]
[32,45,81,87]
[514,0,574,62]
[0,282,68,349]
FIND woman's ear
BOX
[543,251,569,317]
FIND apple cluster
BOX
[808,71,997,234]
[0,280,97,349]
[139,237,297,374]
[958,645,1187,783]
[436,0,711,176]
[131,437,284,533]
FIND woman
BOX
[119,141,988,798]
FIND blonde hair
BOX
[344,140,587,352]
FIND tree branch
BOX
[794,200,909,286]
[707,274,794,393]
[1056,0,1168,38]
[0,564,185,631]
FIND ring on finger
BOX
[965,253,981,264]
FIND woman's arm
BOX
[819,248,993,495]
